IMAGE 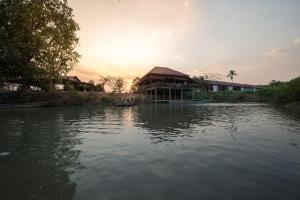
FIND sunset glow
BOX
[69,0,300,85]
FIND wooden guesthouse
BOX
[138,67,202,103]
[137,66,259,103]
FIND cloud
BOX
[262,48,282,57]
[262,37,300,57]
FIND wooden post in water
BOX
[181,88,183,101]
[169,88,171,102]
[192,89,195,101]
[155,88,157,103]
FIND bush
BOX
[258,76,300,104]
[211,90,257,103]
[0,91,49,103]
[64,82,76,91]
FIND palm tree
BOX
[227,70,237,82]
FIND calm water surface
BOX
[0,104,300,200]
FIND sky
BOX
[68,0,300,85]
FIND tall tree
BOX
[227,70,237,82]
[0,0,80,91]
[130,77,140,93]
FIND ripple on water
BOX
[0,104,300,200]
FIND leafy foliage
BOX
[211,90,258,103]
[130,77,140,93]
[0,0,80,90]
[227,70,237,82]
[258,76,300,104]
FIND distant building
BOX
[206,80,258,92]
[138,66,259,103]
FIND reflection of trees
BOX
[0,106,99,200]
[133,104,213,143]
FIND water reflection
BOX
[133,104,210,142]
[1,104,300,200]
[133,104,260,143]
[0,107,97,200]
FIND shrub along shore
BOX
[0,76,299,109]
[0,91,144,108]
[210,75,300,110]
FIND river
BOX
[0,104,300,200]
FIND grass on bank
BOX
[0,91,112,106]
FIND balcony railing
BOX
[139,82,205,90]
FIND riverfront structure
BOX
[138,67,259,103]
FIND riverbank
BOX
[0,91,144,108]
[0,90,298,110]
[284,101,300,114]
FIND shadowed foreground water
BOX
[0,104,300,200]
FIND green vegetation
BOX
[211,91,259,103]
[130,77,140,93]
[0,91,113,106]
[227,70,237,82]
[210,76,300,105]
[258,76,300,104]
[0,0,80,91]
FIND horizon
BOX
[68,0,300,85]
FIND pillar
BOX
[169,88,171,101]
[155,88,157,103]
[192,89,195,101]
[181,88,183,101]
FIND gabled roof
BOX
[63,76,81,83]
[145,66,190,77]
[139,67,191,82]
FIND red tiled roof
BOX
[143,66,189,78]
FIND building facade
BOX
[138,67,259,103]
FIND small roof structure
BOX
[63,76,81,83]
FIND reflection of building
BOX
[138,66,259,103]
[134,104,212,143]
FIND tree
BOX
[0,0,80,91]
[98,76,109,92]
[102,76,125,93]
[130,77,140,93]
[227,70,237,82]
[192,76,205,82]
[269,80,283,87]
[115,78,124,93]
